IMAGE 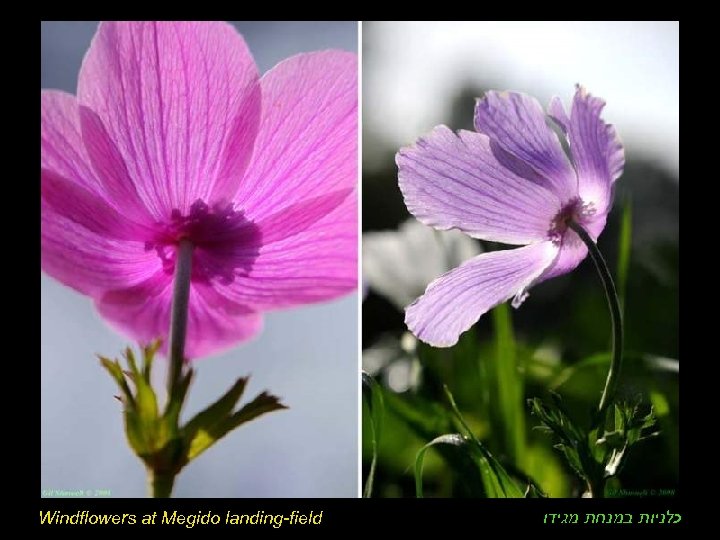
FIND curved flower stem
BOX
[168,239,194,397]
[568,221,623,417]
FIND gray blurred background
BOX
[41,21,358,498]
[364,21,678,175]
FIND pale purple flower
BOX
[397,86,624,347]
[41,22,357,359]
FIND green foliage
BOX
[100,342,286,484]
[617,199,633,312]
[529,393,659,496]
[414,386,527,498]
[489,304,525,467]
[362,371,385,497]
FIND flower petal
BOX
[214,190,357,310]
[537,213,607,283]
[557,86,625,215]
[41,198,161,297]
[474,91,577,201]
[97,277,263,359]
[42,90,152,225]
[77,21,261,218]
[42,168,150,241]
[406,241,558,347]
[234,50,357,222]
[397,126,560,245]
[363,219,482,311]
[41,90,102,194]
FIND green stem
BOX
[148,469,175,498]
[168,239,194,398]
[568,221,623,417]
[154,238,193,498]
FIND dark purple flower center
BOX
[145,199,261,285]
[548,197,596,244]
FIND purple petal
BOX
[397,126,561,245]
[77,21,261,218]
[97,277,263,359]
[537,212,607,283]
[406,242,558,347]
[234,51,357,222]
[41,198,161,297]
[474,91,577,201]
[562,86,625,215]
[214,191,357,310]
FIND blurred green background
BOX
[361,21,678,498]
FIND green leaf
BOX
[443,385,524,498]
[99,356,135,408]
[142,340,161,382]
[182,377,249,441]
[362,372,385,498]
[185,390,287,461]
[224,391,287,431]
[488,303,525,466]
[164,368,194,431]
[414,433,523,498]
[528,396,601,487]
[617,199,633,313]
[386,392,486,496]
[415,434,466,498]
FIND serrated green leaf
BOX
[99,356,135,408]
[182,377,249,441]
[185,391,286,461]
[528,396,600,487]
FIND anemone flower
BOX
[397,86,623,348]
[41,22,357,360]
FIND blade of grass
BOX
[443,385,524,498]
[362,372,385,498]
[415,434,466,498]
[617,199,633,313]
[488,303,525,466]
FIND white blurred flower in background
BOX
[363,219,482,391]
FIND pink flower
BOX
[41,22,357,358]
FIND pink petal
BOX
[42,90,152,225]
[213,190,357,310]
[406,242,558,347]
[42,198,161,297]
[474,91,578,202]
[397,126,561,245]
[234,50,357,222]
[41,90,103,195]
[551,87,625,215]
[97,276,263,359]
[77,21,261,218]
